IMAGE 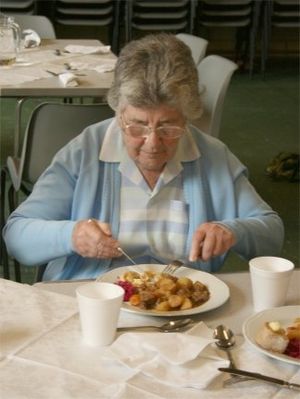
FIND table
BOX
[0,39,115,98]
[34,270,300,334]
[1,271,299,398]
[0,39,116,155]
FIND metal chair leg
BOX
[14,259,22,282]
[0,166,10,280]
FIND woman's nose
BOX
[145,130,162,145]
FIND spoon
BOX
[117,318,193,333]
[214,325,253,385]
[213,324,236,368]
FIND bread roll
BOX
[255,322,289,353]
[287,318,300,340]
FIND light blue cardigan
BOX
[3,119,284,280]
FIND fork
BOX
[162,260,183,275]
[45,70,86,77]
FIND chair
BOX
[12,14,56,38]
[1,102,114,282]
[196,0,254,67]
[0,0,36,15]
[125,0,196,43]
[176,33,208,65]
[193,54,238,137]
[249,0,299,77]
[5,15,56,169]
[54,0,121,54]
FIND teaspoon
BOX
[213,324,236,368]
[117,318,193,333]
[214,324,253,385]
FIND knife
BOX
[117,247,136,265]
[219,367,300,390]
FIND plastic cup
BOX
[249,256,294,312]
[76,282,124,347]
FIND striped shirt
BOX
[100,119,200,266]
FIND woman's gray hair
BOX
[107,33,203,121]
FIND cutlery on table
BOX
[213,324,252,384]
[162,259,184,274]
[117,318,193,333]
[213,324,237,368]
[54,49,70,56]
[219,367,300,391]
[46,70,86,77]
[64,62,77,71]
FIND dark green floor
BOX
[0,58,299,283]
[220,59,299,272]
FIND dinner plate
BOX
[242,305,300,366]
[100,264,230,316]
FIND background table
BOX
[0,39,116,155]
[0,39,115,98]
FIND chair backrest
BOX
[195,55,238,137]
[272,0,299,27]
[125,0,195,42]
[0,0,36,15]
[12,14,56,38]
[54,0,120,53]
[199,0,253,27]
[176,33,208,65]
[8,103,114,190]
[55,0,115,25]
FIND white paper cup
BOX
[76,282,124,347]
[249,256,294,312]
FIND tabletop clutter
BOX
[0,279,300,399]
[0,25,116,87]
[1,262,299,398]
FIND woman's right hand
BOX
[72,219,122,259]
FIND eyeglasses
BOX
[121,116,186,139]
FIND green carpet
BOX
[0,59,299,283]
[220,59,299,272]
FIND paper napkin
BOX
[64,45,111,55]
[58,72,78,87]
[93,60,116,73]
[22,29,41,48]
[105,322,228,389]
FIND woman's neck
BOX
[141,170,161,190]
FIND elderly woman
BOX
[3,33,283,280]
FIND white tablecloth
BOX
[1,271,299,399]
[0,44,116,87]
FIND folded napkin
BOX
[64,45,111,55]
[64,60,116,74]
[93,60,116,73]
[22,29,41,48]
[59,72,78,87]
[105,322,228,389]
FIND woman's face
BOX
[120,104,186,174]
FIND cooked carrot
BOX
[129,294,141,306]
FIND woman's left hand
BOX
[189,222,236,262]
